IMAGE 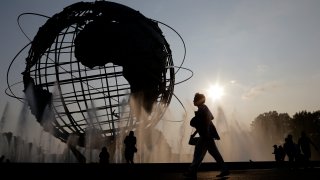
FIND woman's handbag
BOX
[188,136,199,145]
[188,129,199,145]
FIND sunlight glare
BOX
[207,84,225,101]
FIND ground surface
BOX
[1,161,319,179]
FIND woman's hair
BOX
[194,93,205,105]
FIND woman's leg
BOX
[188,138,208,173]
[207,139,229,176]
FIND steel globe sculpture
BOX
[20,1,175,148]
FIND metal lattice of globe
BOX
[22,1,175,148]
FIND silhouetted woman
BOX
[184,93,229,178]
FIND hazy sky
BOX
[1,0,320,132]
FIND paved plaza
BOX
[1,162,319,179]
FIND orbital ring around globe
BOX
[6,1,193,148]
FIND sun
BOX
[207,84,225,101]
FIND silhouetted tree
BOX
[292,111,319,136]
[251,111,291,145]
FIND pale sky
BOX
[1,0,320,161]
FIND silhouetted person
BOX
[278,145,285,162]
[99,146,110,164]
[298,131,319,168]
[124,131,137,164]
[272,145,281,162]
[184,93,229,178]
[273,145,285,168]
[283,134,297,169]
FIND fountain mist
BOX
[0,96,277,163]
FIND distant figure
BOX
[124,131,137,164]
[184,93,229,178]
[272,145,281,162]
[278,145,286,162]
[99,146,110,164]
[283,134,297,169]
[273,144,285,168]
[298,131,319,168]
